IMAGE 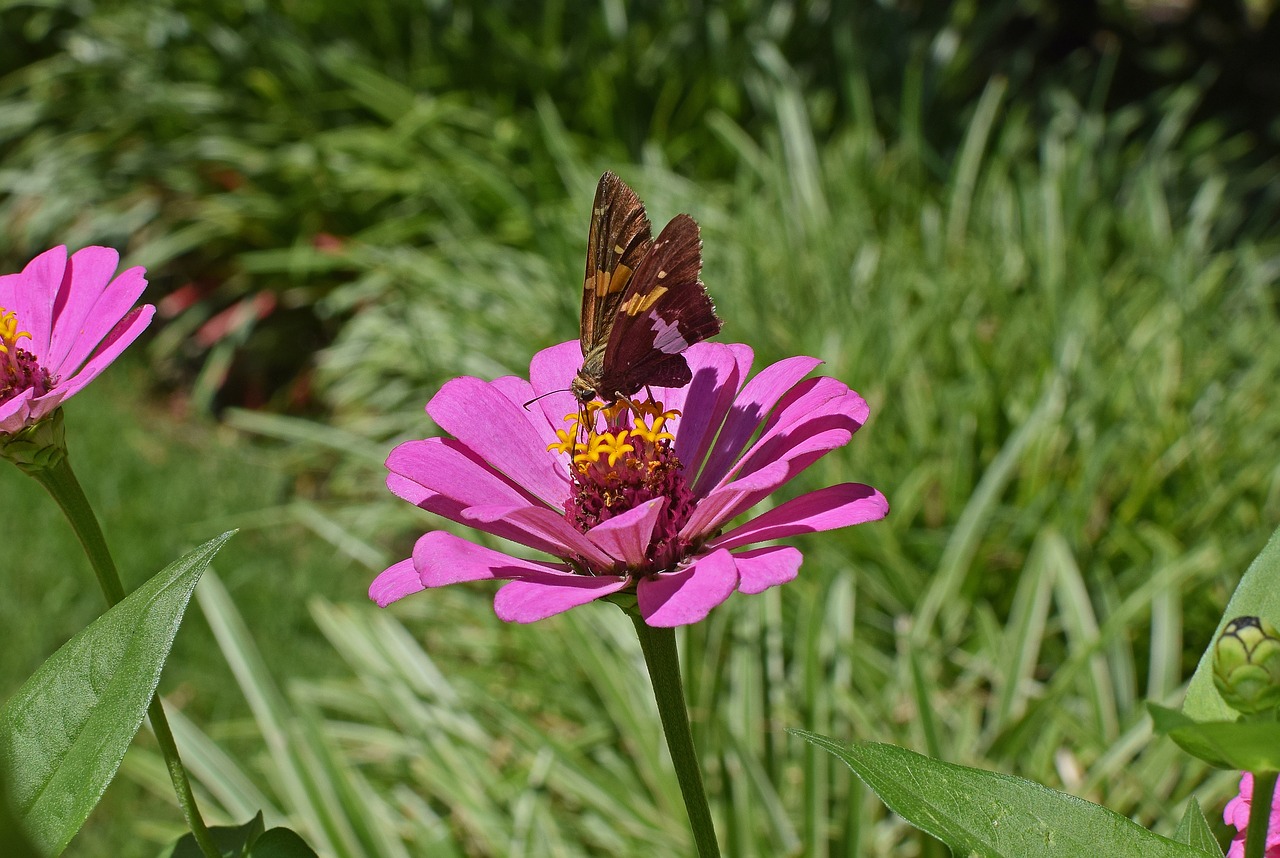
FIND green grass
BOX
[64,95,1267,855]
[0,358,376,854]
[4,3,1280,856]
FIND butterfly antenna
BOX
[522,388,569,410]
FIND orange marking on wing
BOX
[621,284,668,315]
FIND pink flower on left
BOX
[0,246,153,433]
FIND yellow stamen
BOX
[549,396,681,466]
[0,308,32,355]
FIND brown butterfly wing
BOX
[597,213,722,399]
[581,172,654,367]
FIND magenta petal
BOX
[387,472,431,506]
[527,340,582,429]
[585,497,666,567]
[693,355,823,494]
[724,380,866,489]
[659,343,751,470]
[472,505,617,569]
[47,246,119,365]
[710,483,889,552]
[678,427,854,539]
[413,531,569,586]
[637,549,739,627]
[369,557,425,607]
[387,437,539,510]
[41,304,155,402]
[732,546,802,595]
[678,483,753,542]
[490,375,563,452]
[0,390,36,434]
[385,440,566,554]
[427,376,570,507]
[12,246,69,358]
[494,573,629,623]
[50,248,146,373]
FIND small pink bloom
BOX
[1225,772,1280,858]
[371,340,888,626]
[0,246,154,433]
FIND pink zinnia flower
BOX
[1226,772,1280,858]
[370,340,888,626]
[0,245,153,433]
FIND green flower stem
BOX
[1245,770,1278,858]
[628,614,721,858]
[30,457,221,858]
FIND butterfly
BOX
[570,171,722,406]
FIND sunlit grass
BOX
[4,3,1279,855]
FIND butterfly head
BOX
[571,375,598,405]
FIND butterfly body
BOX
[572,172,722,406]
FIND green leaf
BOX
[158,813,318,858]
[249,828,320,858]
[796,731,1218,858]
[1149,704,1280,772]
[1173,799,1223,856]
[159,812,264,858]
[1185,525,1280,722]
[0,532,234,856]
[0,766,41,858]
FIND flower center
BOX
[548,398,696,575]
[0,308,54,405]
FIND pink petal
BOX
[693,355,823,495]
[657,342,751,470]
[17,389,67,428]
[38,304,154,402]
[385,439,566,555]
[49,247,145,373]
[387,437,540,510]
[0,390,36,434]
[527,340,582,430]
[369,557,425,607]
[426,376,570,507]
[722,378,867,490]
[8,246,68,358]
[471,504,617,569]
[680,427,856,539]
[585,497,665,567]
[0,272,25,314]
[490,375,562,452]
[494,573,629,623]
[709,483,889,552]
[637,549,739,627]
[676,483,753,544]
[1226,773,1251,827]
[732,546,802,594]
[413,530,569,587]
[47,247,117,356]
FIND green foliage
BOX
[3,0,1275,408]
[160,812,318,858]
[1175,800,1225,857]
[1186,526,1280,723]
[2,2,1278,855]
[1150,705,1280,773]
[0,532,230,856]
[798,732,1219,857]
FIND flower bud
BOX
[0,408,67,473]
[1213,616,1280,715]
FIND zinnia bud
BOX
[0,407,66,473]
[1213,616,1280,715]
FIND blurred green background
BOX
[3,0,1279,855]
